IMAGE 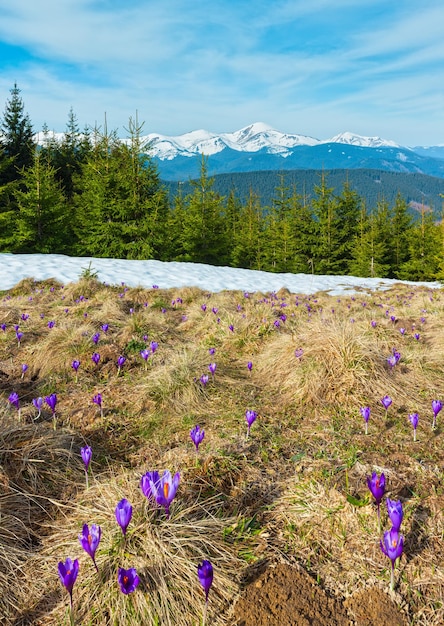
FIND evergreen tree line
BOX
[1,84,443,281]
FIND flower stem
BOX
[84,469,89,490]
[390,561,395,592]
[69,591,75,626]
[202,600,208,626]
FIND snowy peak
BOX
[143,122,321,160]
[324,132,400,149]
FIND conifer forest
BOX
[1,84,443,282]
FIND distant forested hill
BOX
[164,168,444,216]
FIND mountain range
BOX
[139,122,444,181]
[35,121,444,183]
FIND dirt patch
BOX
[345,587,409,626]
[230,563,408,626]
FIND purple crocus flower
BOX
[371,320,377,328]
[386,498,403,532]
[208,347,215,355]
[201,304,207,312]
[150,341,158,354]
[409,412,419,441]
[45,393,57,415]
[58,557,79,610]
[149,470,180,518]
[247,361,253,372]
[92,332,100,345]
[386,355,397,369]
[32,396,43,419]
[92,393,103,418]
[21,363,28,379]
[8,391,19,410]
[91,352,100,365]
[197,559,214,602]
[47,320,55,329]
[1,323,6,331]
[78,523,101,572]
[228,324,234,332]
[115,499,133,536]
[140,348,150,366]
[190,425,205,451]
[71,360,80,380]
[380,395,392,415]
[118,567,139,594]
[200,374,209,387]
[432,399,442,429]
[294,348,304,359]
[367,471,386,529]
[101,323,109,332]
[360,406,371,435]
[208,363,217,377]
[16,331,23,346]
[140,470,160,501]
[81,445,92,471]
[81,445,92,487]
[117,355,126,374]
[245,410,258,439]
[380,527,404,591]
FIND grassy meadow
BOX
[1,275,444,625]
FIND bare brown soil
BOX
[231,563,408,626]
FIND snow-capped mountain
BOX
[32,122,444,181]
[140,122,403,160]
[326,132,400,149]
[141,122,320,160]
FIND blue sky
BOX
[0,0,443,145]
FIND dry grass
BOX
[1,277,444,624]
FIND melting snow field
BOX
[0,253,441,296]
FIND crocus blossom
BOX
[58,557,79,612]
[117,355,126,374]
[81,445,92,471]
[92,393,103,418]
[8,391,19,410]
[386,498,403,532]
[115,499,133,536]
[200,374,209,387]
[208,363,217,376]
[32,396,43,419]
[381,395,392,415]
[197,559,214,602]
[360,406,371,435]
[45,393,57,415]
[149,470,180,518]
[140,470,160,501]
[78,523,101,572]
[245,410,258,439]
[190,425,205,451]
[118,567,139,594]
[91,352,100,365]
[409,412,419,441]
[81,445,92,488]
[380,527,404,591]
[432,399,442,429]
[367,471,386,529]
